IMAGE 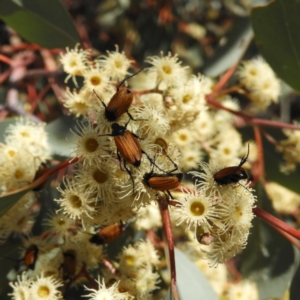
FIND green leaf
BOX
[238,125,300,196]
[0,0,79,48]
[262,126,300,195]
[45,115,77,160]
[0,189,31,218]
[175,248,219,300]
[202,17,253,77]
[165,288,175,300]
[251,0,300,92]
[0,118,19,143]
[241,183,300,299]
[290,261,300,300]
[0,244,20,298]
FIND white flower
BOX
[83,277,128,300]
[173,189,217,233]
[29,273,62,300]
[146,52,188,88]
[9,273,31,300]
[60,44,90,86]
[98,45,134,81]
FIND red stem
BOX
[275,226,300,250]
[253,126,264,183]
[0,54,12,65]
[0,157,79,198]
[158,197,179,300]
[206,94,300,131]
[212,64,238,93]
[253,207,300,240]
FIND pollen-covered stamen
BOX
[90,75,102,86]
[69,195,82,209]
[162,65,172,74]
[37,285,50,297]
[190,200,206,216]
[125,254,136,266]
[85,138,99,153]
[14,168,25,180]
[92,169,109,184]
[173,129,193,147]
[182,94,192,104]
[20,131,30,138]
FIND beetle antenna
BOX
[142,151,167,173]
[117,69,144,90]
[236,182,251,193]
[239,143,250,167]
[93,90,107,109]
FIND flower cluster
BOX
[117,240,160,299]
[9,273,62,300]
[237,57,281,111]
[276,122,300,173]
[58,46,258,268]
[6,46,260,299]
[172,160,256,266]
[84,277,131,300]
[0,119,49,242]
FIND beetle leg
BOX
[126,111,147,122]
[166,190,174,200]
[116,149,135,193]
[162,149,178,173]
[123,160,135,194]
[130,131,144,141]
[141,150,166,173]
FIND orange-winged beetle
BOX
[100,121,167,191]
[111,122,142,167]
[144,172,183,191]
[23,244,39,270]
[62,249,77,280]
[213,144,249,185]
[143,142,182,197]
[94,69,143,122]
[89,222,126,245]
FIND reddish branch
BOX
[0,157,79,199]
[253,207,300,241]
[252,126,264,183]
[158,196,179,300]
[206,94,300,131]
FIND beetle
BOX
[62,249,77,280]
[110,122,142,167]
[23,244,39,270]
[94,69,143,122]
[213,144,249,185]
[100,121,167,191]
[100,122,142,190]
[144,172,183,191]
[89,222,126,245]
